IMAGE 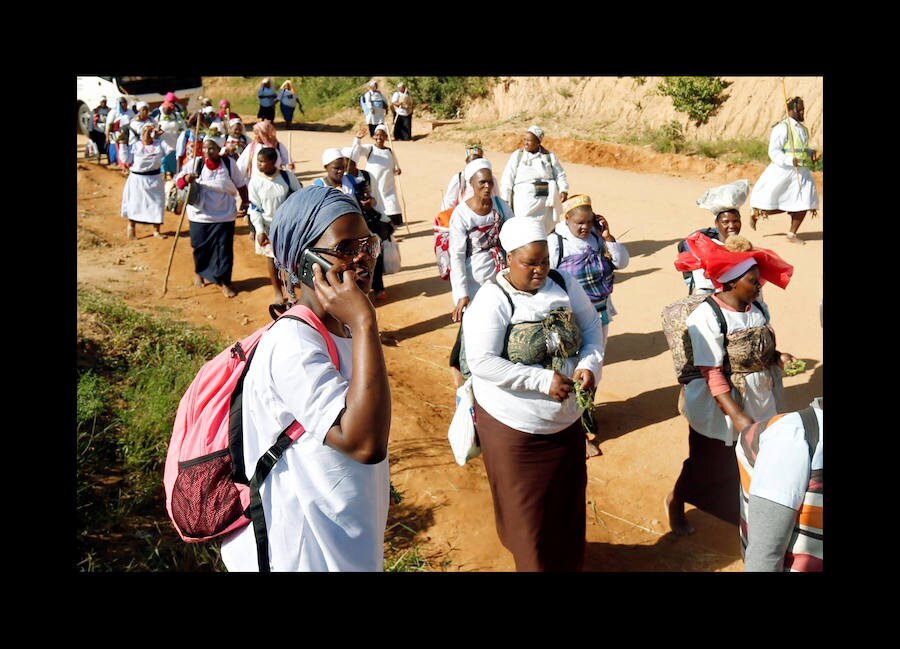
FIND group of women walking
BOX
[103,89,818,573]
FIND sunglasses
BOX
[308,235,381,260]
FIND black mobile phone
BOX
[299,249,341,288]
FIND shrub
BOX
[657,76,732,126]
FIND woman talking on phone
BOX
[220,185,392,572]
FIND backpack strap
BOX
[555,231,564,266]
[797,406,819,463]
[279,169,295,197]
[246,305,339,572]
[702,295,728,337]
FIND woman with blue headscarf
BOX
[220,185,392,572]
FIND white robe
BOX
[120,140,173,224]
[499,148,569,233]
[351,138,401,215]
[750,118,819,212]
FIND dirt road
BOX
[76,124,823,571]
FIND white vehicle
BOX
[76,76,204,135]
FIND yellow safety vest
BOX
[780,118,811,167]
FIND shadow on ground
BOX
[594,384,681,442]
[584,510,741,572]
[604,330,670,365]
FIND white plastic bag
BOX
[382,236,401,275]
[696,179,750,215]
[448,377,481,466]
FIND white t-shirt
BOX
[248,171,301,256]
[220,319,390,572]
[744,399,823,510]
[462,268,604,434]
[682,297,779,443]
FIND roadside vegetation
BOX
[201,76,810,169]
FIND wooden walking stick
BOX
[161,114,202,297]
[780,77,804,198]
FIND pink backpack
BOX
[163,304,338,569]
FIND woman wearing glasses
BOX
[221,185,392,572]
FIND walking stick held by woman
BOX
[161,113,202,297]
[780,77,804,199]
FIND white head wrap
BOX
[373,124,389,136]
[228,117,242,126]
[499,217,548,253]
[341,146,359,163]
[717,258,757,284]
[321,147,345,166]
[464,158,492,182]
[202,105,215,115]
[136,101,149,111]
[527,125,544,140]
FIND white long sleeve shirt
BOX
[176,157,248,223]
[463,268,604,434]
[448,199,510,304]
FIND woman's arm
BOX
[313,263,391,464]
[448,207,471,306]
[463,285,554,395]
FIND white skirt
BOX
[121,172,165,224]
[750,164,819,212]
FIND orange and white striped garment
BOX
[736,400,823,571]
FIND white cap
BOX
[464,158,492,182]
[499,217,548,253]
[341,146,359,163]
[321,147,345,166]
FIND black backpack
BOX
[677,226,719,294]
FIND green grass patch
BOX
[201,76,496,123]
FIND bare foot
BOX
[193,274,209,288]
[665,492,695,536]
[585,438,602,459]
[221,284,237,298]
[785,232,806,245]
[127,224,136,240]
[153,231,167,239]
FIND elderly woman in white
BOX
[461,216,604,571]
[447,158,511,387]
[499,125,569,234]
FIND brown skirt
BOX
[474,400,586,572]
[673,426,740,525]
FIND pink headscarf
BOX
[252,120,278,147]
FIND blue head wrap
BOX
[270,185,363,285]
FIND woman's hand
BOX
[356,128,368,139]
[732,411,754,434]
[595,214,616,241]
[572,368,595,391]
[256,232,269,246]
[451,297,469,323]
[777,351,796,369]
[548,371,575,401]
[312,262,375,330]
